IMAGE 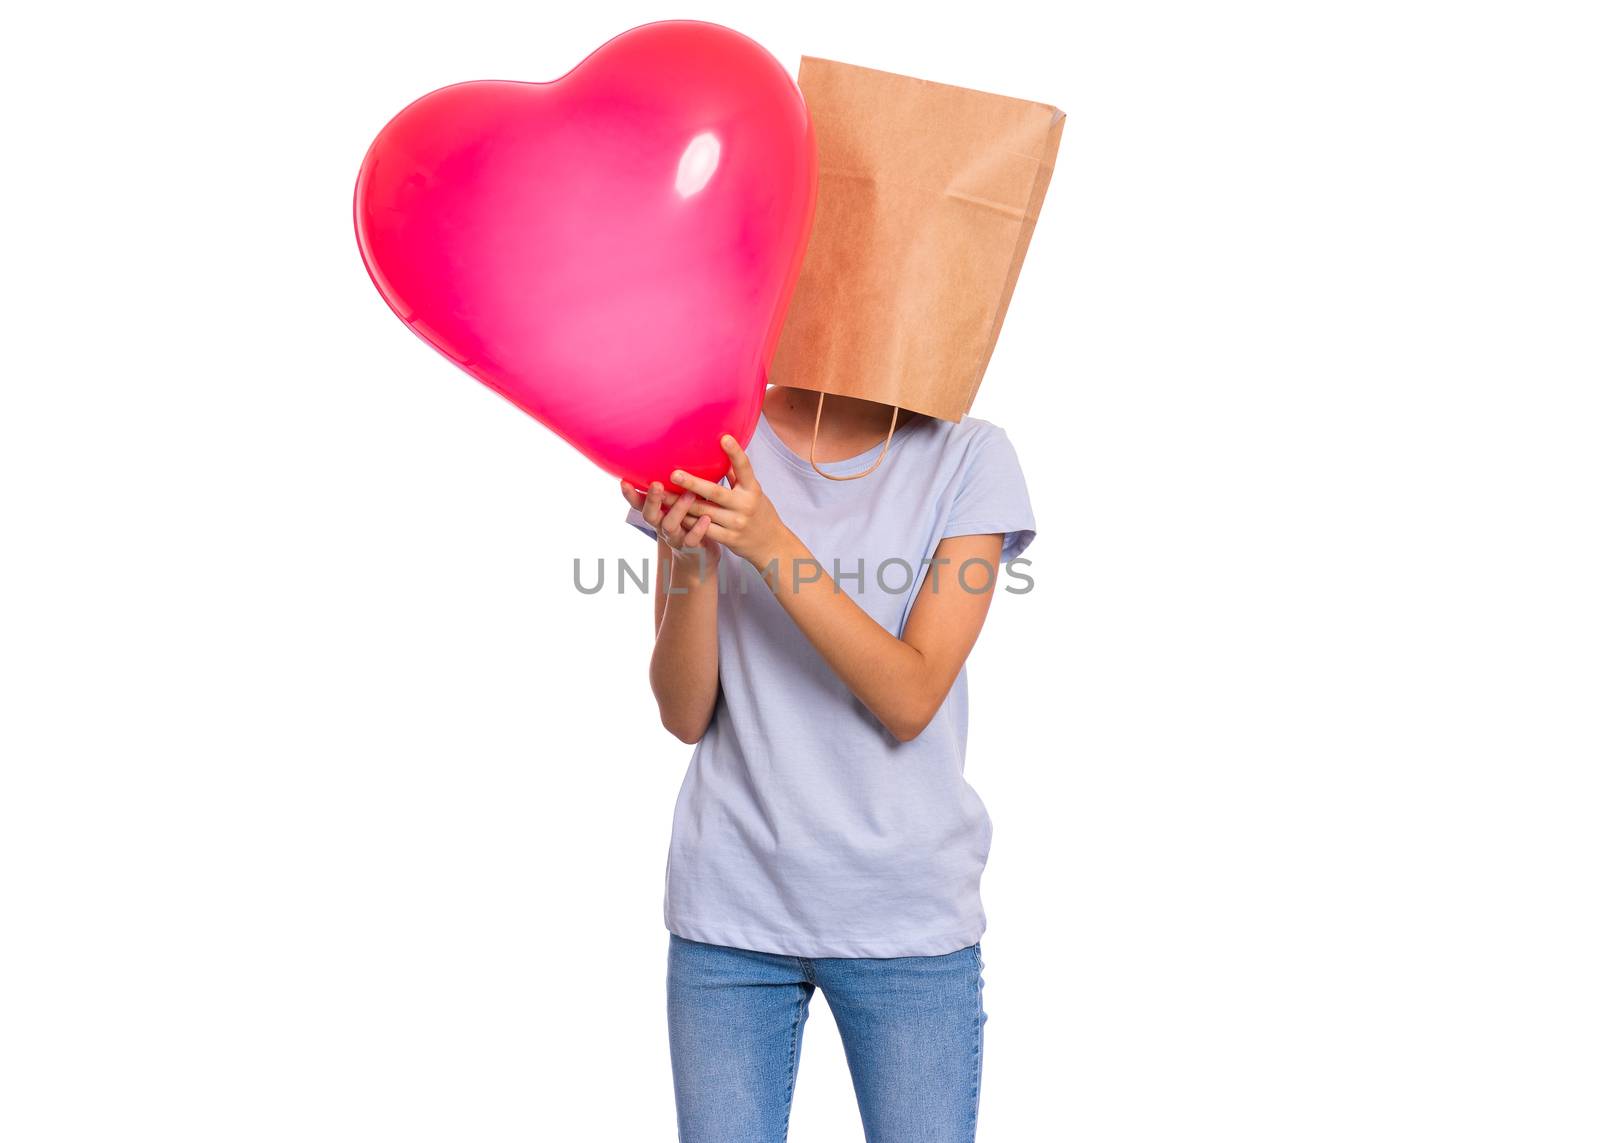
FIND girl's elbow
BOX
[887,720,925,744]
[650,666,711,743]
[660,705,712,744]
[892,669,965,741]
[885,696,942,743]
[664,719,707,745]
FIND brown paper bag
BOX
[768,57,1064,425]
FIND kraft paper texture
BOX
[768,57,1065,422]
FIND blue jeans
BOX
[666,933,987,1142]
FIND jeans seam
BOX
[970,941,985,1141]
[780,978,807,1141]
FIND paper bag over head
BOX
[767,57,1064,424]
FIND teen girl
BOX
[622,383,1035,1143]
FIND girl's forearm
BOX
[754,527,937,741]
[650,552,721,743]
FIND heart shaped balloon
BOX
[354,20,817,491]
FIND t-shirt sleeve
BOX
[623,503,659,541]
[942,426,1037,562]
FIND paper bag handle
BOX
[809,393,900,481]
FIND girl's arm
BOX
[622,481,722,744]
[671,438,1006,743]
[762,528,1003,742]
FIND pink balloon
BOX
[354,20,818,492]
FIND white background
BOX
[3,1,1596,1140]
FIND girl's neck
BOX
[762,386,904,463]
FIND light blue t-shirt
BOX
[625,408,1036,957]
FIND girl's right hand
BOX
[621,480,721,565]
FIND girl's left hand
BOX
[670,435,792,568]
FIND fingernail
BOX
[671,471,686,483]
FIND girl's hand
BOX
[669,435,791,569]
[620,479,720,566]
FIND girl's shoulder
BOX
[903,413,1017,465]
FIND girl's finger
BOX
[721,435,758,490]
[642,482,667,527]
[670,468,735,507]
[679,498,738,529]
[683,513,714,547]
[621,479,646,510]
[646,480,684,525]
[703,521,736,549]
[663,489,696,534]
